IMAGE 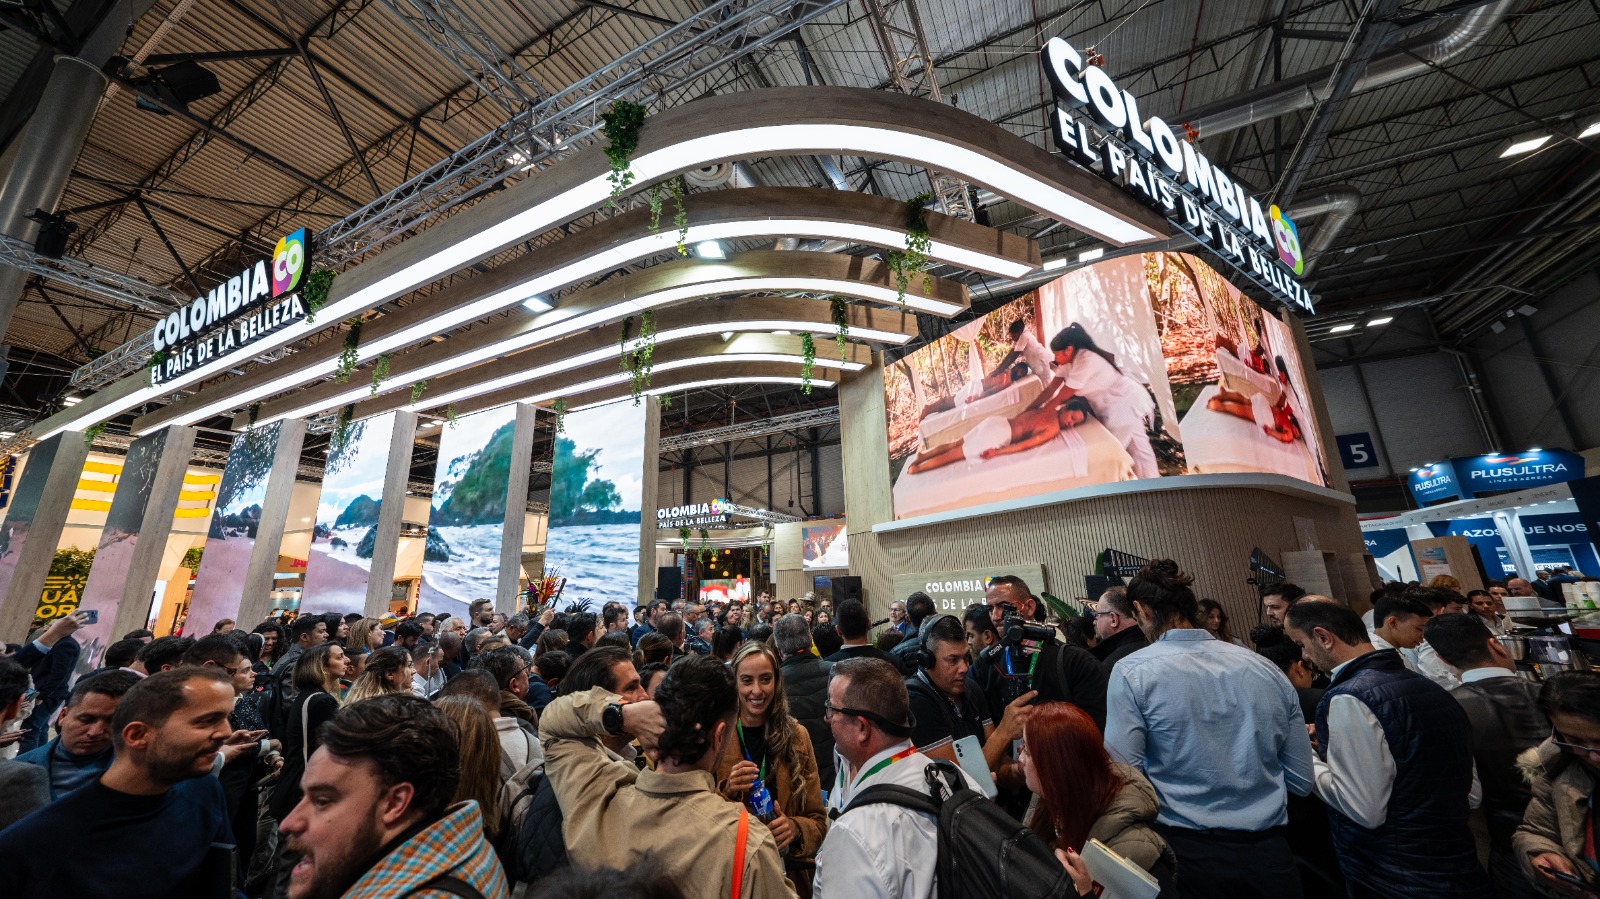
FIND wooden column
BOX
[837,357,895,614]
[0,432,91,642]
[74,425,199,663]
[187,419,307,633]
[365,411,418,617]
[496,403,538,613]
[637,400,661,609]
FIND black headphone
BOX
[913,613,962,672]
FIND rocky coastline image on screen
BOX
[300,412,400,614]
[0,436,61,614]
[420,404,518,613]
[71,429,168,668]
[187,422,281,634]
[883,253,1181,520]
[882,252,1327,520]
[1152,252,1328,486]
[542,401,644,611]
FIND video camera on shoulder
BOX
[983,612,1057,706]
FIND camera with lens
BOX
[982,613,1057,706]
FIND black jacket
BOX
[780,651,835,788]
[826,643,904,672]
[1090,626,1148,671]
[1450,673,1549,826]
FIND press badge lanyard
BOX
[735,720,767,781]
[1002,645,1040,678]
[852,744,917,790]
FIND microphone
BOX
[871,618,890,627]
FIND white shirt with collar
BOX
[1313,653,1481,831]
[816,742,976,899]
[1459,666,1518,684]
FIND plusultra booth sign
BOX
[1040,38,1314,315]
[149,228,310,386]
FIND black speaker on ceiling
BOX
[655,566,683,602]
[833,575,863,603]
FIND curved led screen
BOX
[883,252,1329,520]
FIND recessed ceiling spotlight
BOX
[694,241,726,260]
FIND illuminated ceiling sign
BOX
[658,499,731,529]
[148,228,309,386]
[1040,38,1314,314]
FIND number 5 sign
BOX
[1336,432,1380,470]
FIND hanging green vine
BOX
[334,318,362,383]
[619,313,657,404]
[302,269,336,324]
[679,526,691,553]
[369,354,391,397]
[829,295,851,362]
[698,528,713,565]
[656,391,672,410]
[886,192,934,307]
[601,100,647,206]
[246,403,261,433]
[83,422,106,447]
[551,397,567,434]
[331,404,354,453]
[800,332,816,395]
[446,404,459,429]
[409,380,428,404]
[645,179,690,255]
[145,349,168,374]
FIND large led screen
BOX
[187,423,281,634]
[884,253,1327,520]
[420,405,518,611]
[802,521,848,570]
[300,412,401,614]
[543,401,645,611]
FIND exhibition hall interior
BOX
[2,0,1600,897]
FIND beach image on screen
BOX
[543,401,644,611]
[187,423,281,633]
[420,404,518,611]
[300,413,400,614]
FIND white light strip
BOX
[56,119,1131,440]
[153,276,920,433]
[567,377,835,413]
[529,355,834,406]
[250,321,885,430]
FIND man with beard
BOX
[0,668,239,899]
[276,694,507,899]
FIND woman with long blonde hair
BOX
[433,695,503,840]
[714,641,828,895]
[342,646,413,705]
[347,617,385,653]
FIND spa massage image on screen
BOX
[883,252,1327,520]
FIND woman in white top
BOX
[1049,323,1160,478]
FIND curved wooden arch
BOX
[559,360,831,414]
[317,296,892,427]
[139,186,1013,436]
[222,251,961,431]
[48,87,1165,443]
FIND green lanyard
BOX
[736,721,767,781]
[852,745,917,790]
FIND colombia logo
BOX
[272,228,307,297]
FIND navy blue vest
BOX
[1313,649,1488,898]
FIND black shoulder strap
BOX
[418,873,486,899]
[844,783,942,817]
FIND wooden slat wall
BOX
[837,361,1367,632]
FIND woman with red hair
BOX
[1022,702,1177,892]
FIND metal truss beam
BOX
[659,405,840,451]
[0,232,186,315]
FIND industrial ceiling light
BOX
[1579,121,1600,139]
[1078,247,1105,262]
[1367,317,1393,326]
[1329,323,1356,333]
[1500,133,1552,157]
[1489,321,1507,334]
[1042,257,1068,271]
[522,296,551,311]
[695,241,726,259]
[1515,304,1538,316]
[61,395,82,406]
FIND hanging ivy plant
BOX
[369,354,391,397]
[619,313,657,404]
[551,397,567,434]
[446,404,459,429]
[145,349,168,375]
[618,315,634,372]
[601,100,647,207]
[83,422,106,447]
[656,391,672,410]
[829,295,851,362]
[409,380,428,404]
[302,269,336,324]
[246,403,261,433]
[679,526,691,553]
[670,179,689,256]
[698,528,713,564]
[800,332,815,395]
[887,192,934,307]
[331,404,354,453]
[334,318,362,383]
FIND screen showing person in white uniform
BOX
[1048,323,1160,479]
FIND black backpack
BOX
[845,760,1079,899]
[493,764,568,885]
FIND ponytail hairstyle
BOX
[1049,322,1121,373]
[652,654,736,766]
[1126,559,1200,630]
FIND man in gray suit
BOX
[0,658,48,828]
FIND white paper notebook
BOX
[1081,838,1160,899]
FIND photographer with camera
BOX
[977,576,1109,731]
[906,615,1036,793]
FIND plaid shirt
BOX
[343,801,509,899]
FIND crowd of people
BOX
[0,571,1596,899]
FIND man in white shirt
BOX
[1285,601,1488,898]
[1367,592,1430,665]
[816,657,975,899]
[409,643,445,698]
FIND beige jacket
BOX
[540,688,796,899]
[1087,763,1178,874]
[1513,739,1598,887]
